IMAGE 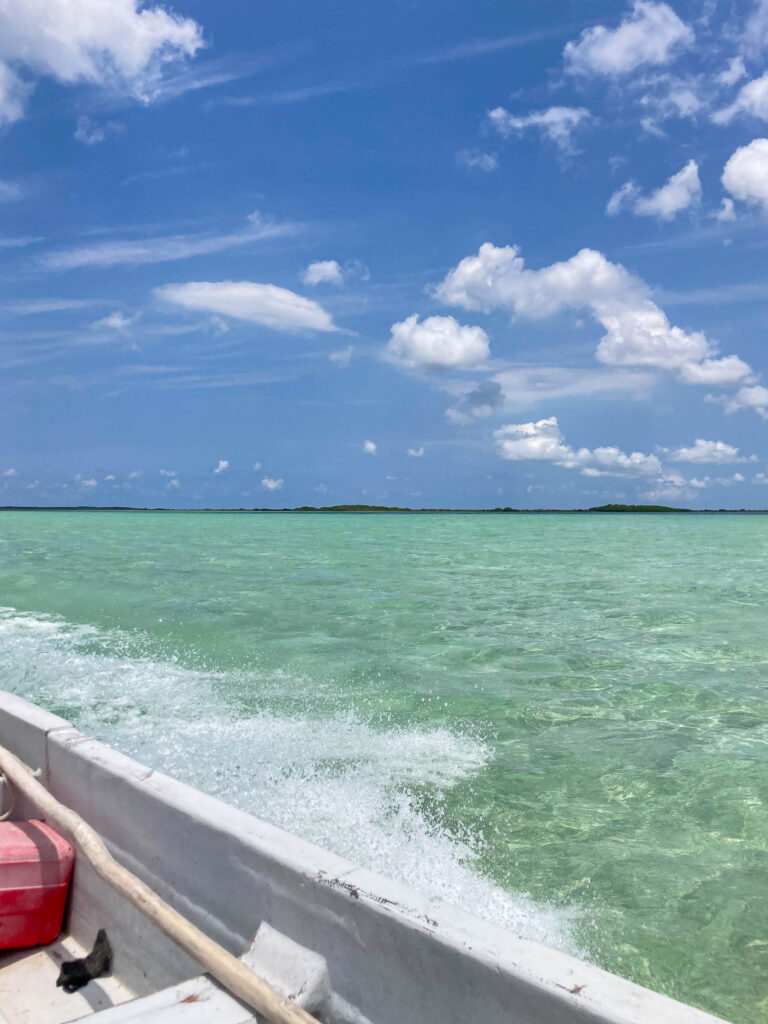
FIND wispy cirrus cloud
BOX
[0,298,111,315]
[41,211,303,271]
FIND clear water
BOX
[0,510,766,1023]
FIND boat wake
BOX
[0,606,577,954]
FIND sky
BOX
[1,0,768,509]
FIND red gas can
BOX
[0,820,75,949]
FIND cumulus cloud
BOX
[607,160,701,221]
[362,440,377,455]
[456,149,498,172]
[300,258,369,288]
[434,242,752,387]
[493,416,662,477]
[722,138,768,213]
[261,477,283,490]
[463,380,505,417]
[155,281,339,332]
[721,384,768,418]
[213,459,228,474]
[300,260,344,286]
[661,439,755,463]
[407,446,425,457]
[445,408,471,426]
[159,468,177,477]
[564,2,693,76]
[2,468,17,477]
[714,197,736,222]
[487,106,592,152]
[386,314,490,370]
[713,73,768,124]
[166,477,180,490]
[0,0,203,126]
[91,310,136,331]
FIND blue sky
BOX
[1,0,768,509]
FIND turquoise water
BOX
[0,510,766,1022]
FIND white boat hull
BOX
[0,692,730,1024]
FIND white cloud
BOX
[0,235,39,249]
[0,63,30,125]
[261,476,283,490]
[722,138,768,213]
[564,2,693,76]
[491,366,655,408]
[386,314,490,370]
[166,477,180,490]
[363,440,377,455]
[713,73,768,124]
[661,439,755,463]
[407,446,425,457]
[329,345,353,367]
[743,0,768,57]
[155,280,338,333]
[104,474,115,481]
[253,461,262,471]
[79,478,98,488]
[636,160,701,220]
[434,242,752,387]
[74,116,123,145]
[456,149,498,172]
[44,211,299,270]
[300,260,344,287]
[0,178,24,202]
[607,160,701,221]
[714,197,736,222]
[677,356,753,386]
[493,416,662,477]
[92,310,136,331]
[487,106,592,152]
[722,384,768,418]
[159,468,177,477]
[606,181,640,215]
[1,297,106,314]
[2,468,17,477]
[0,0,202,126]
[717,56,747,87]
[213,459,229,474]
[445,407,471,426]
[755,472,768,484]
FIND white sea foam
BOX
[0,606,576,952]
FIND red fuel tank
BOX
[0,820,75,949]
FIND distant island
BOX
[0,504,765,514]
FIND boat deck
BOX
[0,935,135,1024]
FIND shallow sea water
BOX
[0,510,766,1022]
